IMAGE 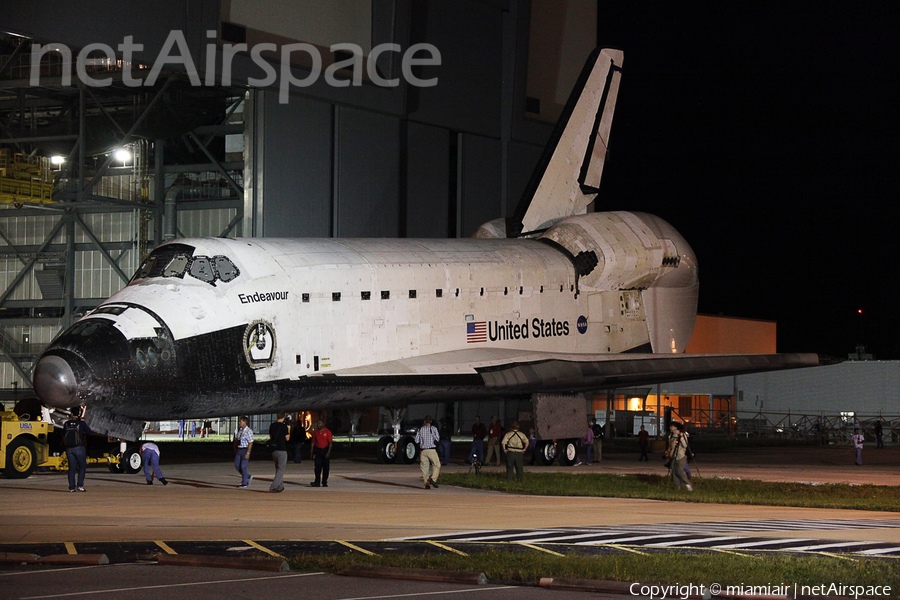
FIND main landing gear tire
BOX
[397,435,418,464]
[4,438,36,479]
[122,448,143,474]
[557,439,578,466]
[377,435,398,464]
[534,440,556,466]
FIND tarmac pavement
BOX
[2,444,898,600]
[1,443,898,545]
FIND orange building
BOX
[684,314,776,354]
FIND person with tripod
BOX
[665,422,692,492]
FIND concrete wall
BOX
[659,361,900,416]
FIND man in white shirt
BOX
[415,416,441,489]
[140,441,168,485]
[851,428,864,465]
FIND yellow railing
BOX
[0,149,55,204]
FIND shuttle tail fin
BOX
[510,48,623,237]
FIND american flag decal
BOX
[467,321,487,343]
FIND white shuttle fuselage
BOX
[112,210,695,381]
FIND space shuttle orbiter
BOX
[32,49,823,464]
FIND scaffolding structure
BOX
[0,33,245,401]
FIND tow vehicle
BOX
[1,410,142,478]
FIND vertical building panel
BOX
[248,90,333,238]
[406,122,450,238]
[335,106,400,238]
[459,133,502,237]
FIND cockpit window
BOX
[189,256,215,283]
[129,244,240,286]
[163,255,189,277]
[92,306,127,316]
[130,244,196,283]
[135,256,156,280]
[214,256,239,282]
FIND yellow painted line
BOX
[518,542,564,557]
[155,541,177,555]
[336,541,377,556]
[603,544,648,556]
[64,542,77,555]
[705,548,754,558]
[808,551,857,561]
[244,540,285,559]
[426,541,468,556]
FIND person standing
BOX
[469,416,487,464]
[665,422,692,491]
[527,427,537,465]
[63,407,92,492]
[485,416,503,466]
[590,417,603,462]
[268,412,290,493]
[637,425,650,462]
[233,416,254,488]
[581,422,594,465]
[438,419,453,466]
[501,421,529,481]
[874,420,884,449]
[852,427,864,465]
[140,441,168,485]
[290,416,305,464]
[415,416,441,489]
[310,419,332,487]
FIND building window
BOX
[332,292,341,302]
[361,291,371,300]
[302,293,309,303]
[381,291,390,300]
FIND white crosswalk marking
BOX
[645,536,742,547]
[857,547,900,555]
[788,541,878,551]
[581,534,683,545]
[713,538,812,549]
[395,518,900,556]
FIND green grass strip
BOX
[287,550,900,594]
[438,472,900,511]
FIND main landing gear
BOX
[107,441,143,474]
[376,407,418,464]
[533,439,579,466]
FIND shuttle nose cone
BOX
[33,355,79,408]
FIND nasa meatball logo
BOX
[577,315,588,334]
[243,320,276,367]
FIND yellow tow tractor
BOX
[1,411,140,478]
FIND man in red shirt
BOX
[485,416,503,466]
[638,425,650,462]
[310,419,333,487]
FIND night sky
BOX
[594,2,899,359]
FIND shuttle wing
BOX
[326,349,824,394]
